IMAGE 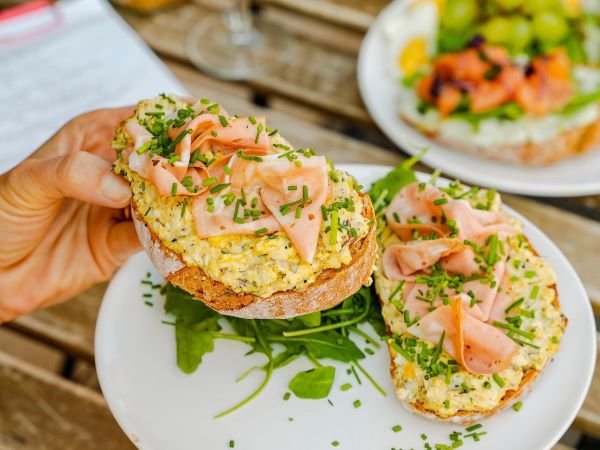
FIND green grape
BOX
[523,0,561,14]
[532,11,568,44]
[480,17,513,45]
[494,0,523,11]
[510,16,533,52]
[441,0,478,31]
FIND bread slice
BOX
[133,193,377,319]
[378,231,567,424]
[401,114,600,166]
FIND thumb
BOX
[6,152,131,209]
[106,220,142,266]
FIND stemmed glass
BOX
[186,0,292,81]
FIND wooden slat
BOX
[121,5,369,122]
[258,0,386,30]
[553,445,575,450]
[8,283,106,361]
[0,351,133,450]
[576,335,600,438]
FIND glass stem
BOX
[225,0,255,46]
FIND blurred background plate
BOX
[358,0,600,197]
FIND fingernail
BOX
[100,173,131,204]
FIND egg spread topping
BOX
[113,94,370,298]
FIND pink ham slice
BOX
[385,183,446,241]
[231,154,328,263]
[408,296,518,375]
[192,153,329,263]
[403,283,486,322]
[193,185,281,237]
[382,238,464,279]
[441,199,516,243]
[190,117,270,154]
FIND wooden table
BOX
[1,1,599,449]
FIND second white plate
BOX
[358,0,600,197]
[95,165,596,450]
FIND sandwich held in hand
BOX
[112,94,376,319]
[372,165,567,423]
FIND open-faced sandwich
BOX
[372,164,567,423]
[385,0,600,165]
[112,94,376,319]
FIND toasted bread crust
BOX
[401,114,600,166]
[380,233,567,424]
[134,193,377,319]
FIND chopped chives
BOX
[329,210,339,244]
[530,285,540,299]
[389,283,404,300]
[465,424,482,432]
[228,440,234,448]
[181,198,188,218]
[224,165,231,175]
[392,425,402,433]
[302,185,309,201]
[255,123,263,144]
[255,228,268,235]
[248,116,257,125]
[218,115,229,127]
[211,130,218,137]
[433,197,448,205]
[512,401,523,411]
[210,183,230,193]
[144,207,152,216]
[207,104,220,114]
[524,270,536,278]
[340,383,352,391]
[493,321,535,340]
[288,185,297,191]
[202,177,217,186]
[353,399,361,408]
[143,293,152,298]
[144,300,153,307]
[283,392,291,401]
[331,441,339,447]
[200,98,210,104]
[505,297,524,313]
[492,373,505,388]
[171,183,178,196]
[268,128,278,136]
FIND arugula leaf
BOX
[368,156,420,206]
[301,332,364,363]
[561,87,600,116]
[175,318,220,374]
[288,366,336,399]
[163,284,217,325]
[298,311,321,328]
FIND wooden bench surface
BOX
[0,351,134,450]
[2,0,599,447]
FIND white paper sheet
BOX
[0,0,188,174]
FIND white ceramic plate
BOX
[96,165,596,450]
[357,0,600,197]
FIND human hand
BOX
[0,107,141,322]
